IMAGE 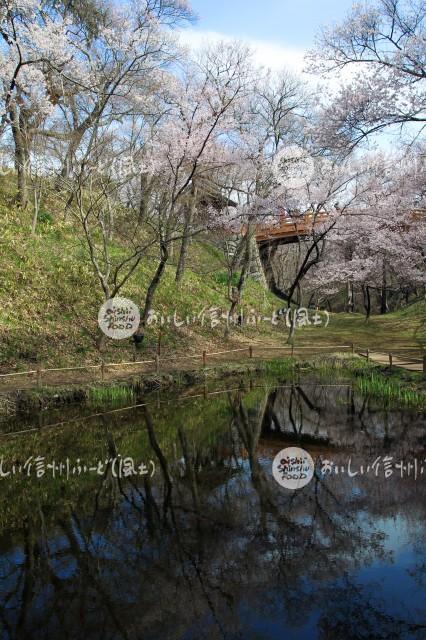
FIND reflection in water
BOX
[0,380,425,639]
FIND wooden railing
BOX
[0,344,424,388]
[0,344,354,387]
[255,212,330,243]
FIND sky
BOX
[177,0,404,150]
[178,0,357,75]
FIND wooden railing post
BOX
[249,346,253,359]
[202,350,207,368]
[389,353,393,369]
[351,342,355,354]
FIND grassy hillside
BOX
[1,178,424,372]
[0,182,280,369]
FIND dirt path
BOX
[0,344,423,393]
[359,350,424,372]
[0,343,350,392]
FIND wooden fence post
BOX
[423,355,426,378]
[351,343,355,354]
[202,350,207,368]
[155,355,160,374]
[100,361,105,381]
[389,353,393,369]
[249,346,253,359]
[366,348,370,362]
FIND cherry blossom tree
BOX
[205,70,313,331]
[131,41,253,332]
[309,150,426,317]
[0,0,75,204]
[55,40,252,347]
[0,0,193,206]
[307,0,426,151]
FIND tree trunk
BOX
[175,187,197,283]
[248,235,268,289]
[31,187,39,235]
[96,328,106,353]
[139,173,151,225]
[380,261,388,314]
[307,292,316,308]
[10,104,29,208]
[60,143,75,181]
[362,284,371,321]
[346,280,354,313]
[59,98,107,183]
[140,241,169,326]
[287,308,297,344]
[225,230,253,336]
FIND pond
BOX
[0,374,425,639]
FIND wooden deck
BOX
[255,212,330,244]
[255,208,425,245]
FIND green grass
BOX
[297,302,426,352]
[262,358,296,377]
[303,353,372,377]
[299,353,425,406]
[355,371,425,409]
[88,385,135,405]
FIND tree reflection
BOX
[0,382,424,639]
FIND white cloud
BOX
[177,28,307,76]
[176,28,356,98]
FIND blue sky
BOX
[178,0,405,150]
[179,0,357,75]
[187,0,355,48]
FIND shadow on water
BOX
[0,376,425,639]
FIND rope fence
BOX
[0,342,424,388]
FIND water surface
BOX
[0,377,425,639]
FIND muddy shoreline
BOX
[0,362,267,418]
